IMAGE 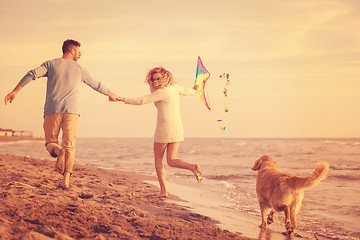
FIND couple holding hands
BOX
[4,39,203,197]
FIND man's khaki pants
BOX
[43,113,79,174]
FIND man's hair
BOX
[62,39,81,54]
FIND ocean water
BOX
[1,138,359,239]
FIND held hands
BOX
[107,91,120,102]
[108,91,125,102]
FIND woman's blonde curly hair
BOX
[145,67,176,92]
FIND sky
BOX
[0,0,359,138]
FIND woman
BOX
[119,67,203,198]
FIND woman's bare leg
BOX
[166,142,203,183]
[154,142,168,197]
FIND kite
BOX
[194,56,211,111]
[217,73,230,131]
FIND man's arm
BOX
[80,66,119,102]
[5,62,48,105]
[4,84,23,105]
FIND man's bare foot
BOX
[61,171,71,189]
[55,149,65,174]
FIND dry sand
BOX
[0,151,253,240]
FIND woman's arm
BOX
[119,90,163,105]
[178,84,197,96]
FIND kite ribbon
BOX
[217,73,230,131]
[194,56,211,111]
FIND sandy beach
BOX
[0,151,253,240]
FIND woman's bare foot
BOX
[193,164,203,183]
[157,192,168,198]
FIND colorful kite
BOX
[217,73,230,131]
[194,56,211,111]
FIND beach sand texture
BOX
[0,153,252,240]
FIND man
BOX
[5,39,119,189]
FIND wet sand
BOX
[0,136,44,142]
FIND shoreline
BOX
[0,136,44,142]
[1,138,356,239]
[0,153,253,239]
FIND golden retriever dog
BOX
[252,155,329,235]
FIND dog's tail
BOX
[288,162,329,190]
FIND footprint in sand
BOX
[79,193,93,199]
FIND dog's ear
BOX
[274,160,279,169]
[252,159,262,171]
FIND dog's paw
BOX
[285,221,293,230]
[259,222,267,229]
[282,229,293,236]
[267,215,274,225]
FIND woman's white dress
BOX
[123,84,195,143]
